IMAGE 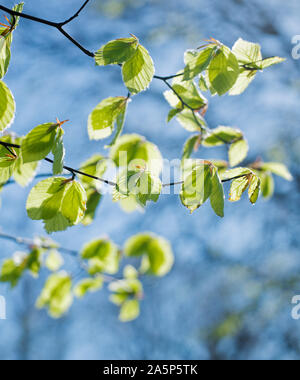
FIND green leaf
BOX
[81,188,102,226]
[260,173,274,199]
[228,138,249,167]
[26,178,87,233]
[0,80,15,131]
[220,167,252,182]
[182,135,200,161]
[36,272,73,318]
[95,37,139,66]
[107,100,128,147]
[232,38,262,66]
[183,47,216,81]
[119,299,140,322]
[13,149,38,187]
[88,97,127,140]
[113,169,161,207]
[208,45,240,95]
[79,154,107,187]
[81,238,120,275]
[248,175,260,204]
[260,162,293,181]
[0,252,27,287]
[21,122,59,164]
[0,3,24,79]
[52,128,65,175]
[122,45,155,94]
[74,276,103,298]
[260,57,286,69]
[110,134,163,176]
[229,69,257,96]
[180,162,213,213]
[229,176,250,202]
[124,233,174,277]
[0,141,16,183]
[203,126,243,147]
[45,250,64,272]
[210,167,225,217]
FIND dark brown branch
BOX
[0,141,116,186]
[0,2,95,57]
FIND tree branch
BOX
[0,2,95,57]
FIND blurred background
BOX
[0,0,300,360]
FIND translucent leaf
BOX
[36,272,73,318]
[79,154,107,187]
[113,169,161,207]
[229,176,250,202]
[228,138,249,167]
[260,173,274,199]
[203,126,243,147]
[260,57,286,69]
[229,69,257,96]
[210,167,225,217]
[88,97,127,140]
[26,178,87,233]
[183,47,216,81]
[0,252,27,287]
[74,276,103,298]
[0,3,24,79]
[81,238,119,275]
[208,45,240,95]
[21,122,59,163]
[180,163,213,213]
[13,155,38,187]
[52,128,65,175]
[232,38,262,66]
[122,45,155,94]
[45,250,64,272]
[95,37,139,66]
[107,100,128,146]
[260,162,292,181]
[220,167,252,182]
[81,188,102,226]
[0,80,15,131]
[119,299,140,322]
[110,134,163,176]
[248,175,260,204]
[124,233,174,277]
[182,135,200,161]
[0,141,16,183]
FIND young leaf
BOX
[52,128,65,175]
[260,162,293,181]
[81,189,102,226]
[232,38,262,67]
[26,178,87,233]
[229,176,250,202]
[228,138,249,167]
[95,37,139,66]
[88,97,127,141]
[260,173,274,199]
[259,57,286,69]
[79,154,107,187]
[203,126,243,147]
[122,45,155,94]
[110,134,163,176]
[21,122,59,163]
[113,169,162,207]
[81,238,119,275]
[208,45,239,95]
[210,167,225,217]
[0,141,17,183]
[182,135,200,161]
[0,252,27,288]
[36,272,73,318]
[0,3,24,79]
[0,80,15,131]
[180,163,213,213]
[183,47,216,81]
[248,175,260,204]
[74,276,103,298]
[119,299,140,322]
[220,167,252,182]
[124,233,174,276]
[229,69,257,96]
[45,250,64,272]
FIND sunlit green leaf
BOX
[228,138,249,167]
[74,276,103,298]
[95,37,139,66]
[0,80,15,131]
[119,299,140,322]
[52,128,65,175]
